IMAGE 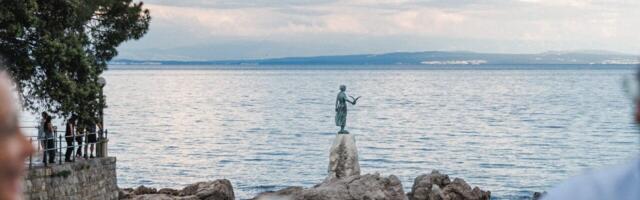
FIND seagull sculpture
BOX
[349,95,361,105]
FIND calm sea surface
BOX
[56,65,640,199]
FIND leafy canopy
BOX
[0,0,150,122]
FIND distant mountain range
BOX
[111,51,639,65]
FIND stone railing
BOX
[23,157,118,200]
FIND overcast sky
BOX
[116,0,640,60]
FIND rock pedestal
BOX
[325,133,360,183]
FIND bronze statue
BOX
[335,85,360,134]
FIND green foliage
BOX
[0,0,150,121]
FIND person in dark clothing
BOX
[86,120,97,158]
[75,118,83,158]
[42,113,55,164]
[64,115,77,162]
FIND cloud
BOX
[118,0,640,59]
[144,3,473,37]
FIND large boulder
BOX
[158,188,180,196]
[408,170,450,200]
[134,185,158,195]
[441,178,490,200]
[119,179,234,200]
[325,133,360,183]
[408,171,490,200]
[253,173,405,200]
[180,180,235,200]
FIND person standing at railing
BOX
[42,113,55,164]
[64,114,77,162]
[37,112,47,150]
[85,120,97,159]
[75,118,84,158]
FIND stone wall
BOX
[23,157,118,200]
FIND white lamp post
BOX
[97,77,107,157]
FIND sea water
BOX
[35,65,640,199]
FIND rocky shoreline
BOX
[119,179,235,200]
[119,170,491,200]
[117,133,498,200]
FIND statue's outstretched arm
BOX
[348,95,361,105]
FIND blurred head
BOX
[0,71,34,200]
[70,114,77,123]
[340,85,346,92]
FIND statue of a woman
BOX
[335,85,360,134]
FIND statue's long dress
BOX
[335,93,347,127]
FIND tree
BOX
[0,0,150,122]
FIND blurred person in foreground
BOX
[0,70,35,200]
[543,72,640,199]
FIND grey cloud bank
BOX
[117,0,640,60]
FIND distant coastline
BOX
[108,64,638,71]
[110,50,640,66]
[106,64,638,71]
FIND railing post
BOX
[84,131,88,159]
[58,135,62,165]
[43,136,47,167]
[29,137,32,169]
[102,129,108,157]
[96,130,102,158]
[72,129,76,162]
